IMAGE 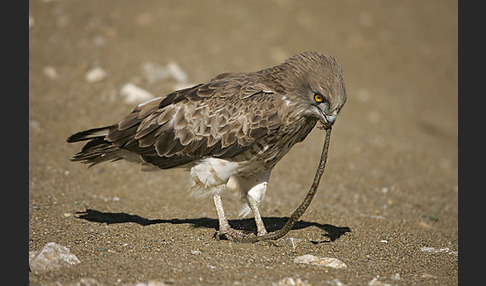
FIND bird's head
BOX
[279,52,347,128]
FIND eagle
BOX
[67,52,347,240]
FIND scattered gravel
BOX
[29,1,458,285]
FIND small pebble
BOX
[29,14,34,29]
[120,83,154,104]
[29,120,42,132]
[368,276,390,286]
[142,62,170,84]
[326,279,346,286]
[420,246,457,256]
[43,66,58,80]
[272,277,311,286]
[85,67,107,83]
[294,254,347,269]
[284,237,302,249]
[166,61,188,83]
[421,273,438,279]
[75,278,103,286]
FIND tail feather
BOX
[67,126,121,167]
[67,126,110,143]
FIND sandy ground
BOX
[29,1,458,285]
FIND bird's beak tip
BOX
[320,114,336,127]
[317,109,337,129]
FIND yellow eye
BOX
[314,93,324,103]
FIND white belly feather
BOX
[188,158,240,198]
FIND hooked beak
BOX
[318,109,337,127]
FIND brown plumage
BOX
[67,52,347,240]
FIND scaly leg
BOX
[238,170,272,236]
[213,193,247,240]
[247,195,268,236]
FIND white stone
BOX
[120,83,154,104]
[326,279,346,286]
[368,276,390,286]
[284,237,302,249]
[29,120,42,132]
[29,14,34,29]
[29,242,80,272]
[85,67,107,83]
[142,62,170,84]
[74,278,103,286]
[272,277,312,286]
[294,254,347,269]
[43,66,58,80]
[420,246,458,256]
[166,61,188,83]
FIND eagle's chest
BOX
[233,116,317,176]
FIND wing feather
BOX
[106,74,286,169]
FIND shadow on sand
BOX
[75,208,351,242]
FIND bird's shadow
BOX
[75,208,350,242]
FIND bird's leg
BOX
[247,195,268,236]
[239,170,272,236]
[213,193,247,240]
